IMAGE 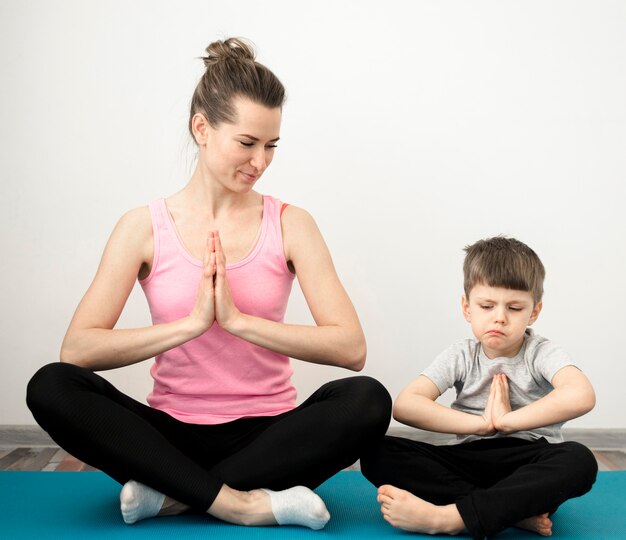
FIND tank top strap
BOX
[262,195,292,275]
[142,198,180,284]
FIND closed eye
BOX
[239,141,278,149]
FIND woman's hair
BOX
[188,37,286,137]
[463,236,545,304]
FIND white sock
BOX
[120,480,166,524]
[261,486,330,530]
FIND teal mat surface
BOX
[1,470,624,538]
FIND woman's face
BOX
[200,96,282,193]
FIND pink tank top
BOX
[140,195,297,424]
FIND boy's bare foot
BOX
[515,513,553,536]
[377,485,465,535]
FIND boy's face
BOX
[462,284,542,359]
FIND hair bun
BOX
[203,37,256,68]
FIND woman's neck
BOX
[173,166,260,219]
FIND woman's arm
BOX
[215,205,366,371]
[60,208,217,371]
[491,367,596,434]
[393,375,495,436]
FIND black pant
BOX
[26,362,391,512]
[361,435,597,539]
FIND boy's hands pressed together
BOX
[490,374,514,434]
[479,374,514,436]
[480,377,498,436]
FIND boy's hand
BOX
[491,374,514,434]
[478,377,498,436]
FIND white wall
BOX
[1,0,625,427]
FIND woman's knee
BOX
[26,362,88,421]
[27,363,64,408]
[344,376,392,434]
[313,375,391,439]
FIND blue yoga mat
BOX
[1,470,624,538]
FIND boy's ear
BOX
[461,295,471,322]
[528,301,543,326]
[191,113,210,145]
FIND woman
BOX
[26,38,391,529]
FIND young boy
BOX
[361,236,597,539]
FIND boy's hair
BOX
[463,236,545,304]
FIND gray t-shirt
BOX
[422,329,574,444]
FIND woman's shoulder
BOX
[279,202,316,230]
[114,205,152,236]
[278,202,329,271]
[108,205,154,259]
[279,202,323,246]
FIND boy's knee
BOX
[562,441,598,490]
[360,436,398,486]
[359,444,381,483]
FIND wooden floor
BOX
[1,426,626,472]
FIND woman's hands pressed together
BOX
[189,232,217,333]
[213,232,243,332]
[185,206,366,370]
[189,231,243,336]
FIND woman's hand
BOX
[60,207,212,370]
[203,206,366,371]
[188,230,243,335]
[213,232,243,332]
[188,232,217,334]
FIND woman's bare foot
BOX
[207,484,330,529]
[377,485,465,535]
[158,496,190,517]
[515,513,553,536]
[208,485,276,526]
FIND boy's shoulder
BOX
[523,329,574,382]
[423,338,479,392]
[435,337,481,365]
[523,328,565,359]
[433,338,480,370]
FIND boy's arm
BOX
[492,366,596,434]
[394,375,496,436]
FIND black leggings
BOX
[361,435,597,539]
[27,362,391,512]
